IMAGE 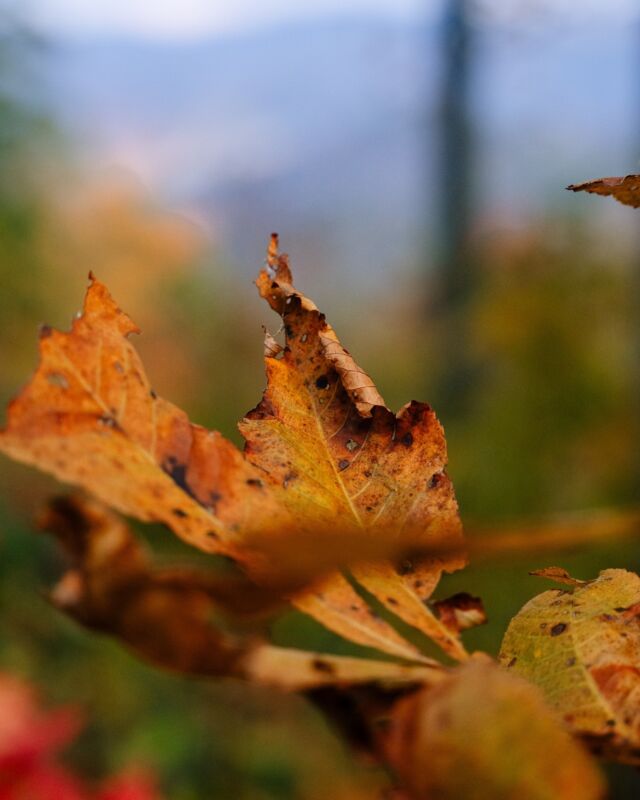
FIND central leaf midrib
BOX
[307,379,364,528]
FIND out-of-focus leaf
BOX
[383,659,605,800]
[468,505,640,560]
[0,237,466,662]
[244,647,445,692]
[42,495,445,691]
[500,568,640,763]
[567,175,640,208]
[41,495,284,622]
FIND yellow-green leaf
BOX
[500,568,640,763]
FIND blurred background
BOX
[1,0,640,796]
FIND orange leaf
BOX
[247,237,467,659]
[567,175,640,208]
[0,238,466,661]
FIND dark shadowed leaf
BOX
[384,659,604,800]
[42,495,445,690]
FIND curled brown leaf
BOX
[432,592,487,634]
[567,175,640,208]
[42,495,445,691]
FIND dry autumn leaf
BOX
[43,495,444,691]
[0,237,466,663]
[500,568,640,763]
[383,659,605,800]
[432,592,486,635]
[248,237,467,660]
[567,175,640,208]
[528,567,590,588]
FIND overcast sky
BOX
[23,0,639,41]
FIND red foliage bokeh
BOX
[0,673,163,800]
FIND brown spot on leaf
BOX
[162,457,197,500]
[550,623,567,636]
[621,602,640,620]
[208,491,222,512]
[282,471,297,489]
[398,559,414,576]
[312,658,336,675]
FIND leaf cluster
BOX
[1,218,638,798]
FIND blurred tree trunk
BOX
[433,0,476,415]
